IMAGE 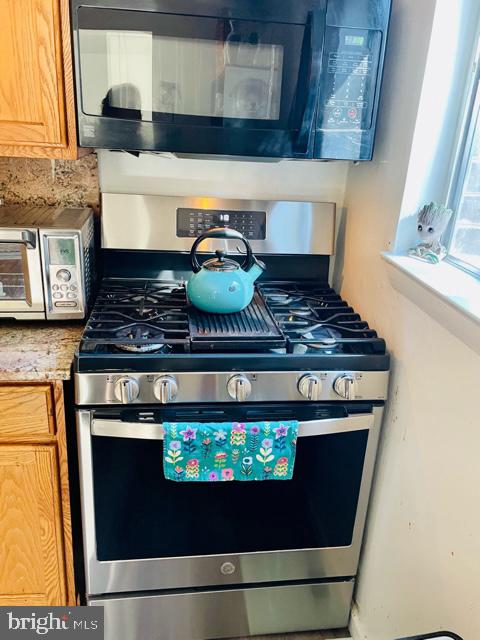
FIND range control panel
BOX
[177,208,266,240]
[319,27,382,131]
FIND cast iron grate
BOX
[79,278,386,357]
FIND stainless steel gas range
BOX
[74,194,389,640]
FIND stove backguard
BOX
[100,193,336,280]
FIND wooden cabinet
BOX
[0,385,55,438]
[0,0,88,159]
[0,383,75,605]
[0,447,67,605]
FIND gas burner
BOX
[116,343,170,354]
[279,311,360,330]
[293,342,343,355]
[114,324,171,354]
[303,327,342,343]
[275,309,315,320]
[297,326,343,354]
[289,322,367,338]
[100,283,186,308]
[264,293,301,305]
[261,286,342,308]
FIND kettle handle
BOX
[190,227,254,273]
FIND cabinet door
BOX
[0,446,67,605]
[0,0,66,148]
[0,385,55,440]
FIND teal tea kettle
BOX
[187,227,266,314]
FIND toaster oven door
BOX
[0,228,45,318]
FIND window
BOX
[447,42,480,276]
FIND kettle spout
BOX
[246,258,266,283]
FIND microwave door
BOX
[293,8,326,157]
[74,5,325,158]
[0,229,45,318]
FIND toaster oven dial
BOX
[298,374,322,401]
[333,374,358,400]
[153,376,178,404]
[114,377,140,404]
[227,374,252,402]
[56,268,72,282]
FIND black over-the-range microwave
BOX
[71,0,391,161]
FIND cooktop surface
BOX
[76,279,388,373]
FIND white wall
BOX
[340,1,480,639]
[97,149,348,204]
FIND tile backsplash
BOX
[0,154,100,212]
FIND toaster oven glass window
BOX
[77,8,304,128]
[0,243,27,300]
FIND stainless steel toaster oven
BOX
[0,206,95,320]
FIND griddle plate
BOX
[188,292,285,351]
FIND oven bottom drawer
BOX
[89,580,354,640]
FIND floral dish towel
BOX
[163,421,299,482]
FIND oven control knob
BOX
[333,375,358,400]
[114,376,140,404]
[153,376,178,404]
[298,374,322,401]
[227,374,252,402]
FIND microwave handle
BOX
[90,413,374,441]
[294,8,326,155]
[0,229,36,248]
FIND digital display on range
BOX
[48,237,75,265]
[345,35,365,47]
[177,208,266,239]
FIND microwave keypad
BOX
[326,52,372,126]
[177,208,266,240]
[319,27,381,131]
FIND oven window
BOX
[77,8,305,128]
[92,430,368,561]
[0,243,27,301]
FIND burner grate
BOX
[258,281,387,355]
[81,280,190,352]
[189,292,285,351]
[79,278,387,358]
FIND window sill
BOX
[382,252,480,354]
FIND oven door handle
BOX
[90,413,374,441]
[0,229,37,248]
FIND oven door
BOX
[0,228,45,318]
[77,402,383,596]
[72,0,325,158]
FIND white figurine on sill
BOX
[408,201,453,264]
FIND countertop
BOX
[0,322,84,382]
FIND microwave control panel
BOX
[177,208,266,240]
[319,27,382,131]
